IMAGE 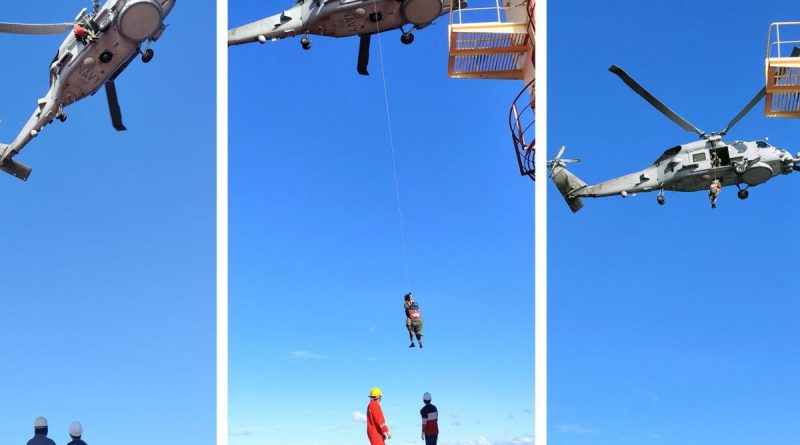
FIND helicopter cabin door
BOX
[709,146,731,168]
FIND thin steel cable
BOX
[371,0,413,291]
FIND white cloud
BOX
[289,350,328,359]
[557,424,601,435]
[633,387,660,403]
[444,435,534,445]
[229,429,256,436]
[352,411,367,423]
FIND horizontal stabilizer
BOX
[0,158,32,181]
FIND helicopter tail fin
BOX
[550,164,586,213]
[0,146,31,181]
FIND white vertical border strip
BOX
[217,0,229,441]
[534,0,547,444]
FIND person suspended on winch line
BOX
[404,293,423,348]
[709,179,722,209]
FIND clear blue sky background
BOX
[229,3,533,445]
[549,1,800,444]
[0,1,216,444]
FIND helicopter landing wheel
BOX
[657,194,666,206]
[300,36,311,50]
[141,48,154,63]
[57,113,67,123]
[737,189,749,200]
[400,33,414,45]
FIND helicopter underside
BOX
[58,1,166,105]
[2,0,173,165]
[228,0,449,44]
[305,0,445,37]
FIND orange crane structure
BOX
[765,22,800,118]
[447,0,535,180]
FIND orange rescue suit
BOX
[367,398,389,445]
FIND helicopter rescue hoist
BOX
[0,0,175,181]
[229,0,465,75]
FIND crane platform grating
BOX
[448,22,530,80]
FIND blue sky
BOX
[228,3,533,445]
[549,1,800,444]
[0,1,216,444]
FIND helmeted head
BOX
[34,416,48,435]
[69,421,83,438]
[423,392,432,403]
[369,387,382,400]
[404,293,413,302]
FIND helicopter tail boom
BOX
[0,146,31,181]
[551,164,587,213]
[228,5,303,46]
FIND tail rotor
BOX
[547,145,580,177]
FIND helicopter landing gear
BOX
[56,105,67,123]
[735,183,750,200]
[657,192,666,206]
[141,48,155,63]
[399,25,416,45]
[300,36,311,50]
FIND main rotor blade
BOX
[609,65,705,136]
[105,81,127,132]
[357,34,371,76]
[720,86,766,135]
[0,22,73,35]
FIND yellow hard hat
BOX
[369,387,382,398]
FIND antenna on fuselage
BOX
[92,0,101,13]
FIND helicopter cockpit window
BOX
[756,140,771,148]
[653,145,682,165]
[691,152,706,163]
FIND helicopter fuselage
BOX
[571,139,795,198]
[0,0,175,173]
[229,0,454,45]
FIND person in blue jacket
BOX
[27,417,56,445]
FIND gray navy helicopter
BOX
[0,0,175,181]
[550,61,800,213]
[228,0,463,75]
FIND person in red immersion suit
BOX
[367,387,391,445]
[73,25,88,42]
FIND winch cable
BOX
[371,0,413,292]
